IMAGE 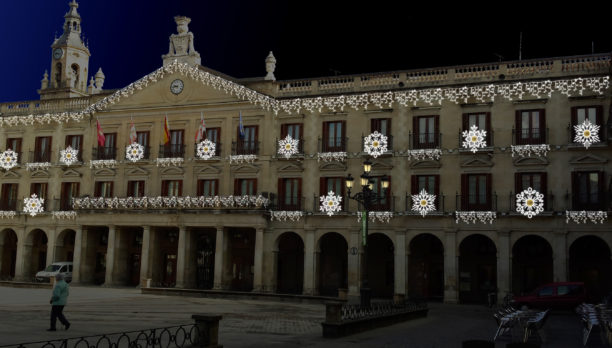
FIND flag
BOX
[195,112,206,143]
[129,118,137,144]
[163,114,170,144]
[96,119,105,147]
[239,111,245,139]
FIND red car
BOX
[511,282,587,309]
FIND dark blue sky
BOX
[1,1,610,102]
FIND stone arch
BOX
[55,229,76,262]
[275,232,304,294]
[0,229,18,280]
[458,234,497,304]
[569,235,612,301]
[408,233,444,300]
[317,232,348,297]
[25,228,49,280]
[511,235,553,295]
[367,232,394,298]
[457,230,498,254]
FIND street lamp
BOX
[346,160,389,308]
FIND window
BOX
[371,118,392,150]
[413,115,439,149]
[30,183,48,209]
[571,106,603,143]
[412,175,439,210]
[0,183,18,210]
[538,286,554,297]
[136,131,150,159]
[206,128,220,143]
[60,182,79,210]
[234,179,257,196]
[572,171,604,210]
[319,177,345,209]
[127,181,145,197]
[94,182,114,198]
[162,180,183,197]
[164,130,184,157]
[370,176,391,211]
[34,136,52,162]
[5,138,21,163]
[281,123,303,153]
[278,178,302,210]
[237,126,258,154]
[463,113,491,146]
[197,179,218,196]
[515,109,545,145]
[65,135,83,161]
[461,174,492,210]
[322,121,346,152]
[97,133,116,160]
[515,172,548,210]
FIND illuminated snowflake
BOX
[363,131,388,158]
[574,119,600,149]
[277,135,299,159]
[196,139,216,160]
[125,143,144,162]
[23,194,44,217]
[412,189,436,217]
[60,146,79,165]
[462,125,487,153]
[516,187,544,219]
[0,150,18,170]
[320,191,342,217]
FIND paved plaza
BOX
[0,285,603,347]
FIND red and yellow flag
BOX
[163,114,170,144]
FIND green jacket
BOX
[51,280,69,306]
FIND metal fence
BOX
[340,300,428,321]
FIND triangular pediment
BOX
[196,165,222,175]
[231,164,259,174]
[569,154,608,165]
[461,156,494,168]
[125,166,150,176]
[409,160,441,169]
[160,167,185,176]
[93,168,116,176]
[371,159,393,170]
[513,157,549,166]
[30,169,50,178]
[319,162,348,171]
[2,170,20,179]
[62,168,82,178]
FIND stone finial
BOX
[94,68,105,90]
[88,76,95,94]
[41,70,49,89]
[265,51,276,81]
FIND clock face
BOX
[53,48,63,60]
[170,79,184,95]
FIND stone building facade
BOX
[0,1,611,304]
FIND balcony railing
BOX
[567,192,609,211]
[314,194,350,213]
[405,193,445,214]
[194,142,222,158]
[512,128,549,145]
[509,192,555,212]
[357,195,396,212]
[457,130,494,149]
[318,137,348,153]
[54,198,74,211]
[0,198,18,211]
[409,132,441,149]
[29,150,52,163]
[232,140,260,155]
[275,196,305,211]
[92,146,117,160]
[159,144,185,158]
[456,192,498,211]
[275,138,304,156]
[361,135,393,152]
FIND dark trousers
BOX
[50,305,69,329]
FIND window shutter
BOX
[571,172,577,209]
[434,175,440,210]
[412,117,418,148]
[595,105,604,127]
[540,172,548,196]
[320,177,326,196]
[340,120,347,139]
[539,109,546,143]
[434,115,440,147]
[461,174,467,210]
[485,112,492,146]
[462,113,469,132]
[94,182,100,197]
[598,171,604,208]
[297,178,302,209]
[162,181,168,196]
[515,110,521,144]
[178,180,183,196]
[30,183,35,195]
[196,180,203,196]
[411,175,417,195]
[278,178,284,205]
[281,124,288,139]
[514,173,521,195]
[234,179,240,196]
[109,182,114,197]
[486,173,492,209]
[139,181,145,197]
[386,119,392,135]
[371,119,378,132]
[252,179,257,195]
[127,181,134,196]
[571,107,578,129]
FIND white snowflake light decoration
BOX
[516,187,544,218]
[320,191,342,217]
[125,143,145,162]
[412,189,436,217]
[462,125,487,153]
[196,139,216,160]
[23,194,44,217]
[60,146,79,165]
[574,119,600,149]
[363,131,388,158]
[277,135,299,159]
[0,150,18,170]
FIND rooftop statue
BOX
[162,16,201,66]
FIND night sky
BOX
[1,1,610,102]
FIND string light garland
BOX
[26,162,51,171]
[229,155,257,164]
[270,210,303,222]
[90,159,117,169]
[52,211,77,220]
[0,211,16,219]
[511,144,550,158]
[356,211,393,223]
[317,152,347,162]
[73,195,269,210]
[455,211,497,224]
[565,210,607,224]
[156,157,184,167]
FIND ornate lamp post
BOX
[345,159,389,307]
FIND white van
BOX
[35,262,73,283]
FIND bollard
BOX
[325,301,343,324]
[192,314,223,348]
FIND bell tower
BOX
[39,0,93,100]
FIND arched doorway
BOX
[27,229,48,279]
[409,234,444,300]
[0,229,17,280]
[512,235,553,296]
[318,232,347,297]
[570,235,612,301]
[276,232,304,294]
[228,228,255,291]
[55,229,75,262]
[367,233,394,299]
[459,234,497,304]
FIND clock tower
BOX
[39,0,97,100]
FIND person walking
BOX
[47,273,71,331]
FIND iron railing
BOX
[29,150,52,163]
[194,142,222,158]
[275,195,305,211]
[357,195,395,212]
[361,135,393,152]
[0,198,18,211]
[512,128,548,145]
[232,140,260,155]
[567,192,609,211]
[92,146,117,160]
[53,198,74,211]
[340,300,428,321]
[318,137,348,153]
[405,193,445,213]
[159,144,185,158]
[409,132,441,149]
[455,192,498,211]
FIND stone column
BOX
[46,227,57,267]
[213,226,225,290]
[176,226,188,288]
[139,226,152,286]
[72,227,83,284]
[347,228,361,301]
[444,230,458,304]
[553,230,568,282]
[302,228,316,295]
[104,225,116,286]
[394,230,407,300]
[253,227,264,292]
[497,231,511,302]
[14,228,27,281]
